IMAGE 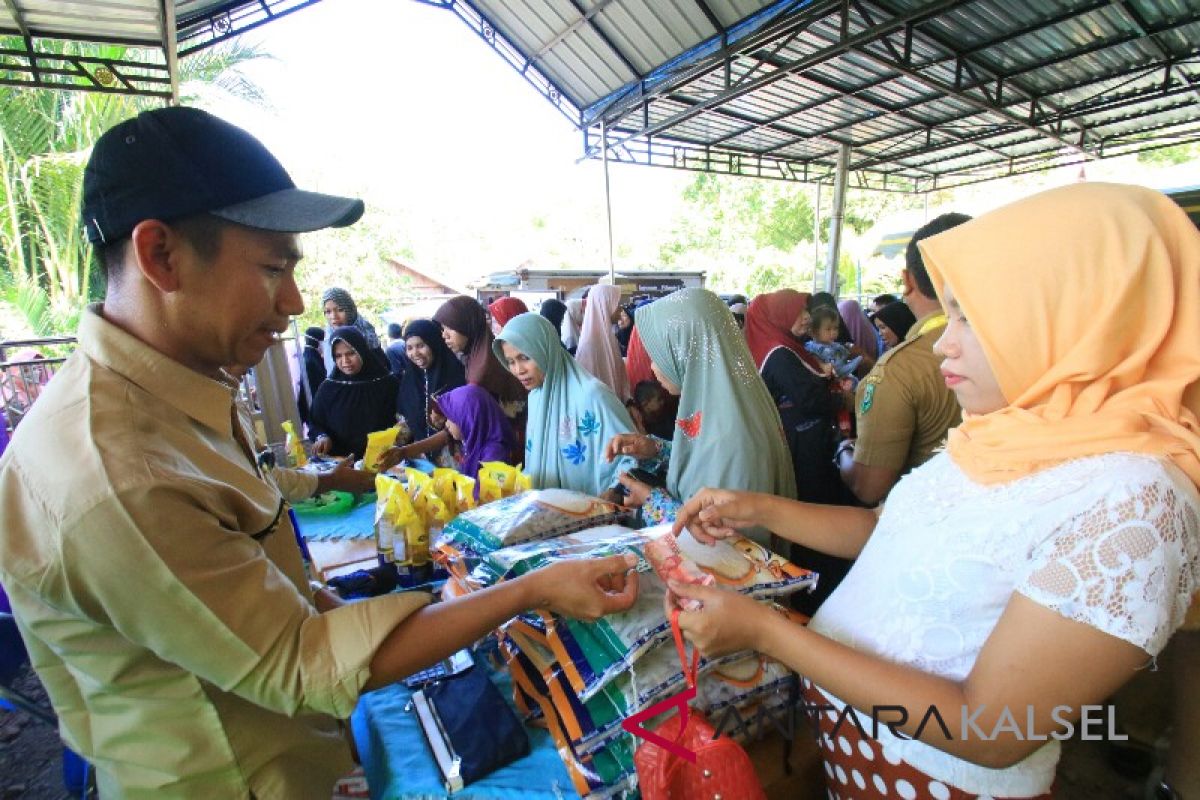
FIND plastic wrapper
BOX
[643,534,713,612]
[374,475,401,563]
[431,468,460,511]
[281,420,307,467]
[470,525,816,703]
[439,489,629,571]
[452,473,477,513]
[477,461,531,504]
[363,425,402,474]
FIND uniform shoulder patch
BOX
[860,376,880,414]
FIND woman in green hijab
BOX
[604,289,797,527]
[494,313,638,496]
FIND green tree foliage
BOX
[0,37,270,336]
[657,172,925,295]
[293,204,415,329]
[1136,141,1200,167]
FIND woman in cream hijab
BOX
[666,184,1200,800]
[575,284,631,400]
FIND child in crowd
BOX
[433,384,518,487]
[804,305,862,378]
[627,379,676,440]
[804,305,858,438]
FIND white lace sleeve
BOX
[1017,467,1200,656]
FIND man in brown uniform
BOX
[837,213,970,507]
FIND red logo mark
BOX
[620,687,698,763]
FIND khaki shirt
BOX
[0,305,428,799]
[853,311,961,474]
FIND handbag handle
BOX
[671,608,699,689]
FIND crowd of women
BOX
[290,183,1197,800]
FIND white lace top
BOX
[809,451,1200,796]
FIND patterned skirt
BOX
[800,682,1054,800]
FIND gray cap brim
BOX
[211,187,364,232]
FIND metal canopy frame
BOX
[4,0,1198,191]
[0,0,325,99]
[448,0,1200,192]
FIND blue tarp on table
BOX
[351,659,576,800]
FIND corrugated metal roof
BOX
[1,1,323,97]
[450,0,1200,190]
[4,0,1198,189]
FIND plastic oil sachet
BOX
[431,468,460,511]
[374,475,402,564]
[452,473,477,513]
[363,425,402,473]
[478,461,531,504]
[281,420,307,467]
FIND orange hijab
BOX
[919,182,1200,488]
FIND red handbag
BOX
[631,610,767,800]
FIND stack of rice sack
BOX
[437,498,818,799]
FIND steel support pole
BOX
[601,120,615,284]
[160,0,180,105]
[254,341,301,447]
[824,142,851,295]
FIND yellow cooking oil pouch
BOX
[374,477,403,564]
[281,420,307,467]
[363,426,402,473]
[431,468,460,510]
[452,473,477,513]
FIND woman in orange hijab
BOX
[666,184,1200,800]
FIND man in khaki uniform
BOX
[837,213,970,507]
[0,107,638,799]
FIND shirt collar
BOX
[908,310,947,341]
[78,304,236,437]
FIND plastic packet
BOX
[452,473,477,513]
[643,534,714,611]
[281,420,307,467]
[431,468,459,510]
[363,426,402,473]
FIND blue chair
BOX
[0,611,93,797]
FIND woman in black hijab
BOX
[395,319,466,442]
[539,298,568,340]
[872,300,917,351]
[614,304,634,357]
[309,326,399,458]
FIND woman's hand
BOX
[671,488,763,544]
[528,554,640,622]
[599,487,626,506]
[616,472,652,507]
[671,581,768,657]
[373,445,408,472]
[311,435,332,456]
[604,433,658,462]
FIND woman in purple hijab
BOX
[434,384,518,483]
[837,298,881,371]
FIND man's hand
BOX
[374,445,408,473]
[616,472,651,507]
[604,433,657,462]
[671,488,763,544]
[311,435,333,456]
[671,581,768,657]
[319,456,376,495]
[527,554,640,621]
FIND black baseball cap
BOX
[81,106,364,244]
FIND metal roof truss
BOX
[574,0,1200,191]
